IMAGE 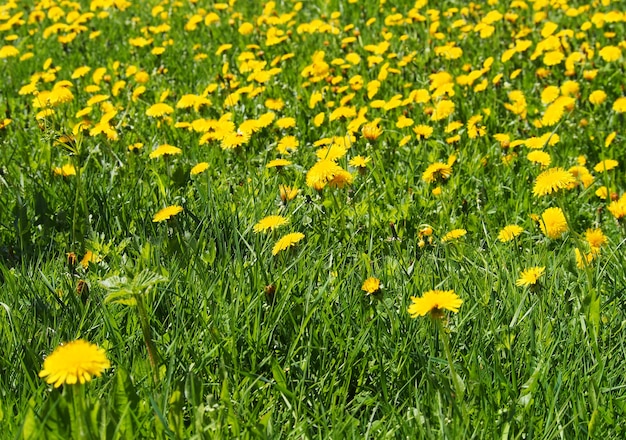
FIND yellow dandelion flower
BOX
[413,124,434,140]
[190,162,209,175]
[53,164,77,177]
[532,167,575,197]
[599,45,621,62]
[527,150,551,167]
[362,277,381,294]
[266,159,292,168]
[396,115,414,128]
[265,98,284,111]
[146,102,174,117]
[585,228,607,249]
[362,123,382,141]
[272,232,305,256]
[605,132,616,148]
[0,45,19,58]
[608,194,626,220]
[276,117,296,129]
[306,159,343,190]
[39,340,110,388]
[515,267,545,287]
[442,229,467,242]
[221,130,250,150]
[612,97,626,113]
[152,205,183,222]
[498,225,524,243]
[349,155,371,168]
[422,162,452,183]
[593,159,618,173]
[575,248,596,269]
[150,144,182,158]
[0,118,11,129]
[253,215,288,233]
[541,102,565,126]
[279,185,299,202]
[589,90,607,105]
[328,170,354,188]
[595,186,609,200]
[568,166,594,189]
[408,290,462,318]
[539,207,568,239]
[431,99,455,121]
[277,136,299,154]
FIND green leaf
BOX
[21,399,37,440]
[100,270,167,305]
[112,369,140,437]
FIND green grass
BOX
[1,0,626,438]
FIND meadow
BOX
[1,0,625,438]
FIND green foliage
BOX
[1,0,625,438]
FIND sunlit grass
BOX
[1,0,625,438]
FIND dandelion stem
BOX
[436,318,464,401]
[72,384,88,439]
[136,294,159,386]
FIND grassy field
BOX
[1,0,625,438]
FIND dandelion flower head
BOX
[361,277,381,294]
[498,225,524,243]
[153,205,183,222]
[516,266,546,287]
[39,340,111,388]
[272,232,305,256]
[532,167,575,197]
[539,207,568,239]
[408,290,462,318]
[253,215,288,233]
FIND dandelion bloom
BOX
[515,267,545,287]
[608,194,626,220]
[599,45,621,62]
[190,162,209,175]
[361,277,381,294]
[431,99,455,121]
[532,167,575,197]
[253,215,288,233]
[408,290,462,318]
[575,248,596,269]
[613,97,626,113]
[413,124,434,140]
[306,159,343,190]
[279,185,298,202]
[539,207,568,239]
[361,123,382,141]
[527,151,551,167]
[585,228,607,249]
[53,164,77,177]
[221,130,250,150]
[272,232,305,256]
[589,90,607,105]
[422,162,452,183]
[266,159,292,168]
[277,136,299,154]
[441,229,467,242]
[146,103,174,117]
[39,340,110,388]
[593,159,618,173]
[150,144,182,158]
[153,205,183,222]
[498,225,524,242]
[604,131,617,148]
[349,155,371,168]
